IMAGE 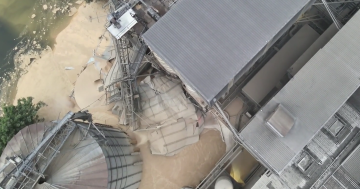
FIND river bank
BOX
[13,2,115,122]
[0,0,84,105]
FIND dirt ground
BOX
[139,129,226,189]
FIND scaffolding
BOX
[105,0,173,130]
[105,1,143,130]
[105,36,140,128]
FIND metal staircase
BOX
[104,0,150,130]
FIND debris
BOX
[43,5,48,10]
[69,7,77,16]
[69,90,75,98]
[33,31,36,34]
[87,57,95,64]
[31,14,36,19]
[135,4,142,10]
[75,0,84,5]
[29,58,36,65]
[65,67,74,70]
[52,8,60,14]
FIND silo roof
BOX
[0,121,142,189]
[142,0,314,105]
[239,11,360,174]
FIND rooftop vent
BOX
[266,104,295,137]
[297,153,314,172]
[327,117,345,137]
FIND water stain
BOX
[0,0,81,103]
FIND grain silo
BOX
[0,111,142,189]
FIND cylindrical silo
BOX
[214,176,234,189]
[0,112,142,189]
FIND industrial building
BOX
[142,0,315,108]
[240,8,360,188]
[193,3,360,189]
[101,0,360,188]
[4,0,360,188]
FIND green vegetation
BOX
[85,0,93,3]
[0,97,46,152]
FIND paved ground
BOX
[138,129,226,189]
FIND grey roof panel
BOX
[143,0,313,104]
[342,145,360,183]
[242,24,320,104]
[240,11,360,174]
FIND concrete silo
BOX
[0,111,142,189]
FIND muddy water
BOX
[0,0,81,103]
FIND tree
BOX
[0,97,46,152]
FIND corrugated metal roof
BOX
[239,11,360,174]
[142,0,314,105]
[342,145,360,183]
[242,24,320,104]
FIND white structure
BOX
[107,4,138,40]
[214,176,234,189]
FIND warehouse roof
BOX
[239,11,360,174]
[143,0,314,105]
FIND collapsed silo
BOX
[0,111,142,189]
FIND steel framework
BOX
[0,111,142,189]
[105,0,183,130]
[105,0,149,130]
[0,111,110,189]
[0,112,74,189]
